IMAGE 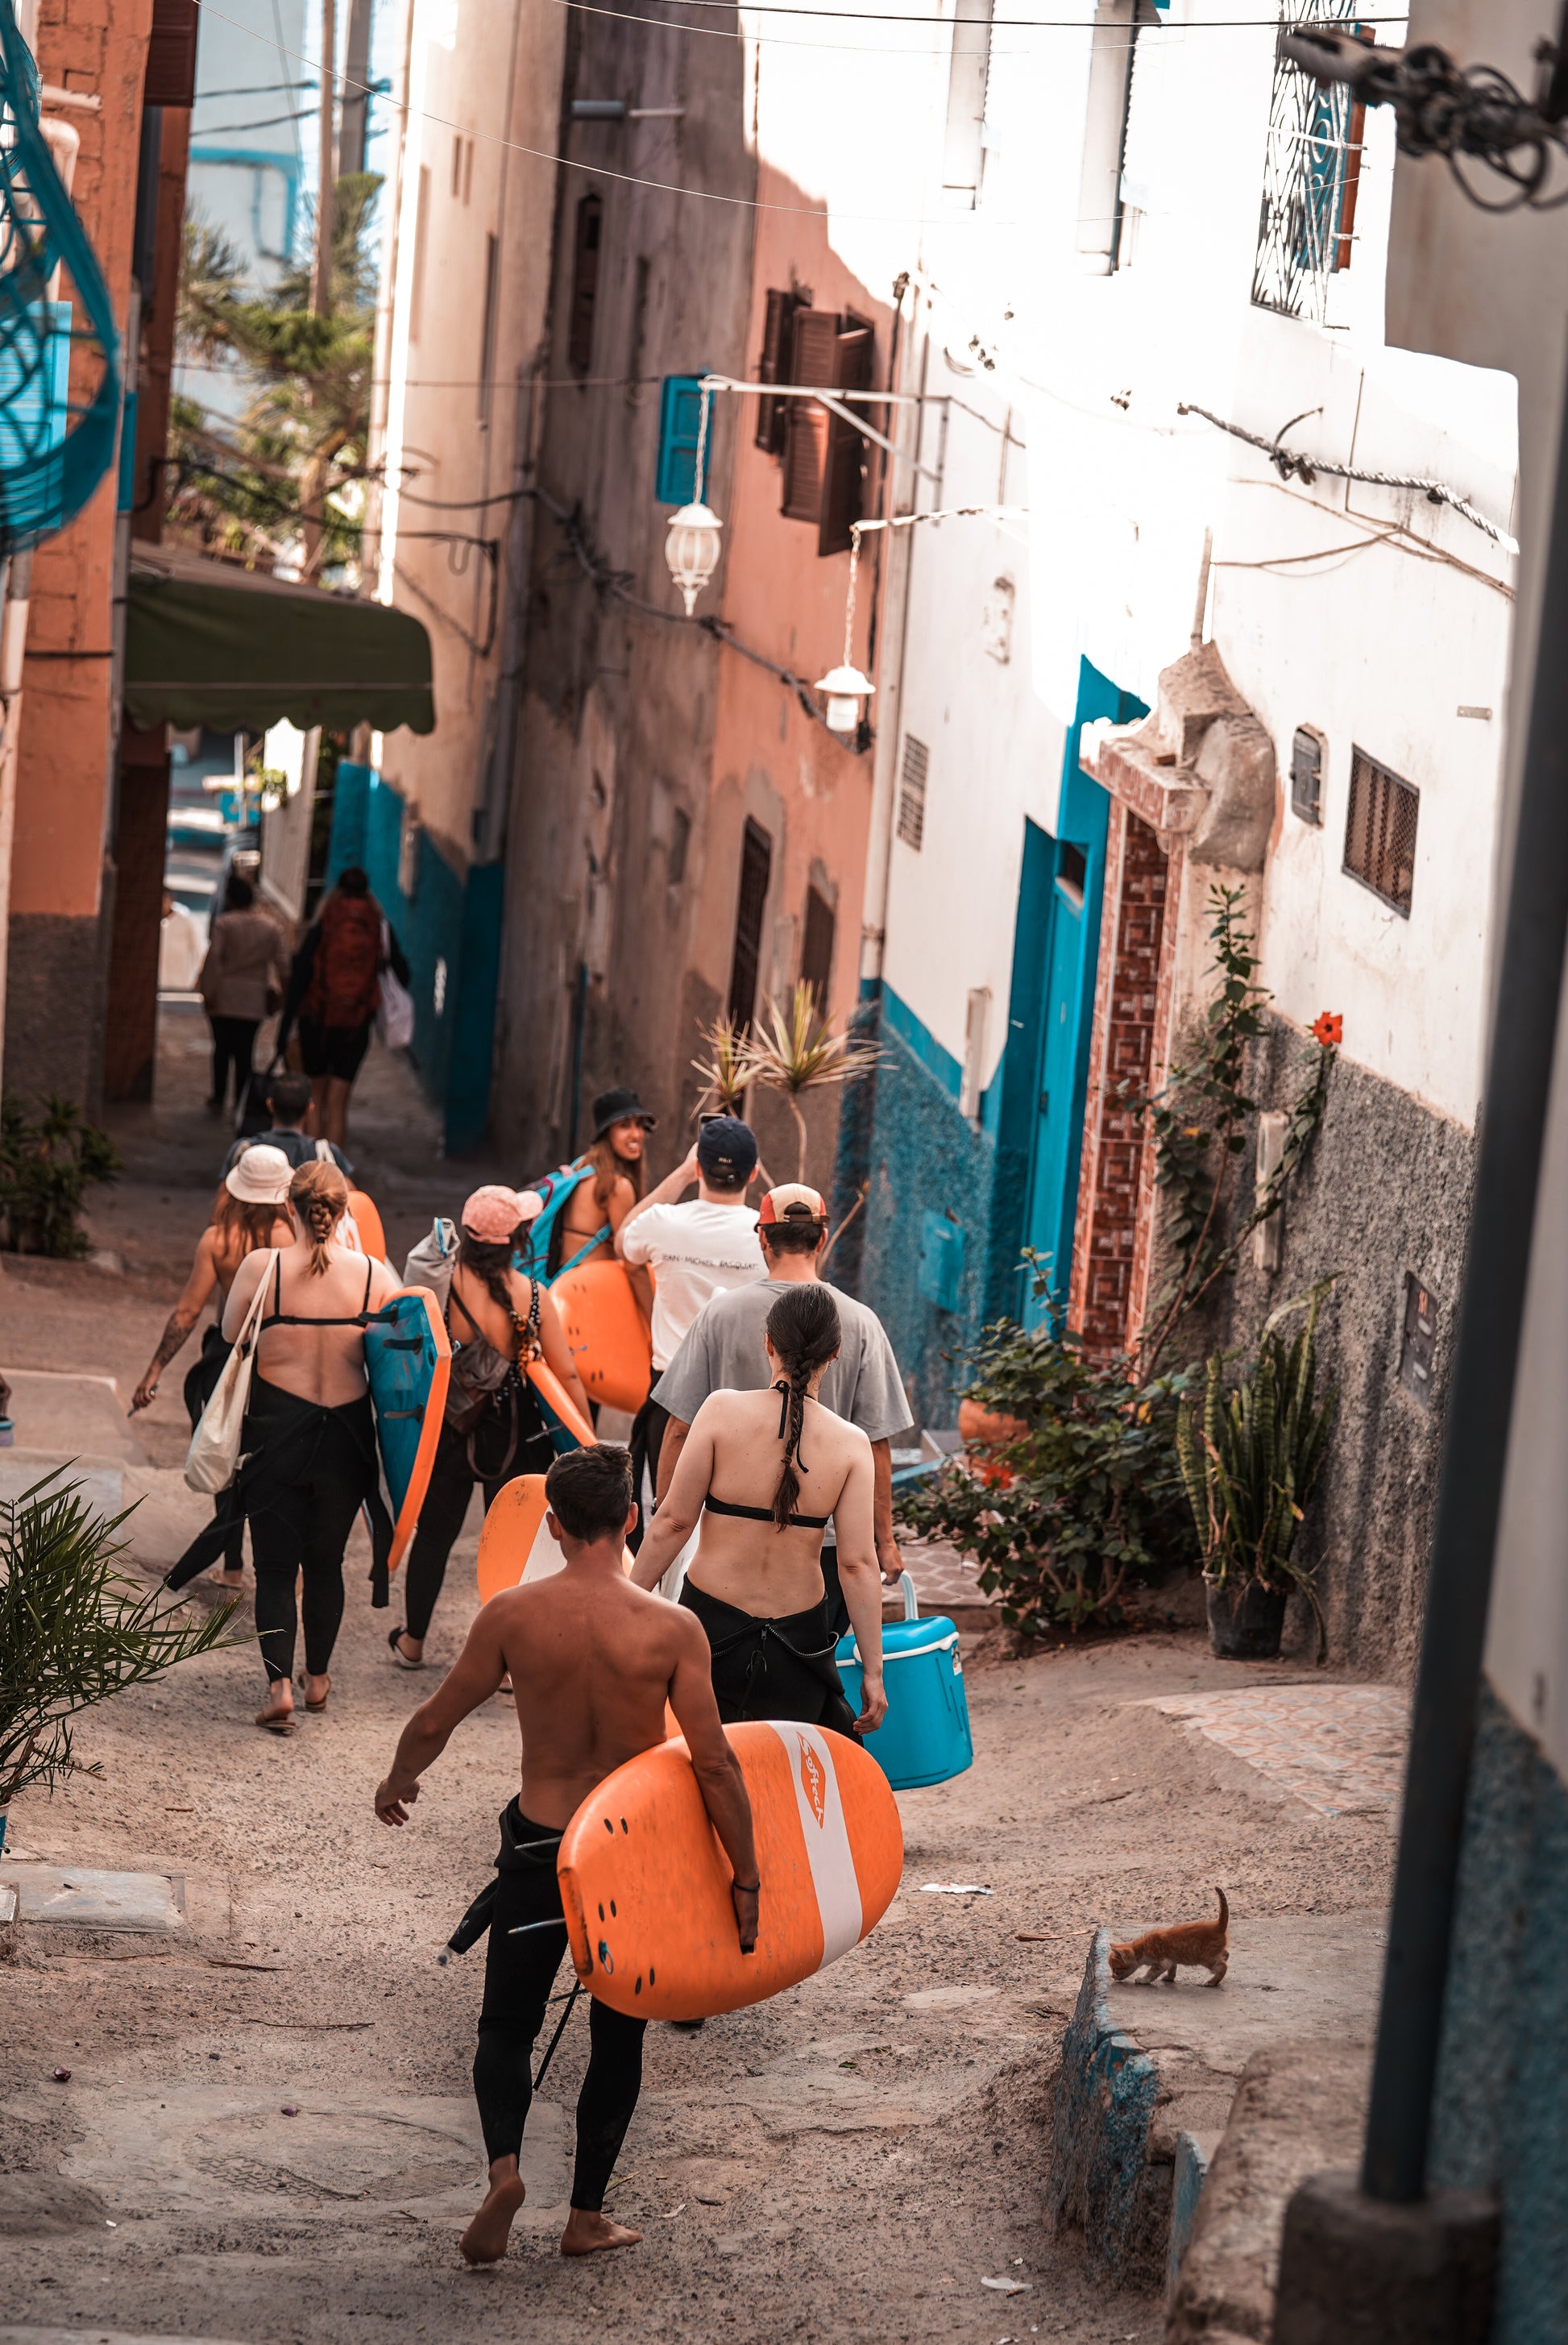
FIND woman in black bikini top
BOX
[631,1285,887,1737]
[222,1158,401,1735]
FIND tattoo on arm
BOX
[150,1311,196,1374]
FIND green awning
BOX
[124,543,435,736]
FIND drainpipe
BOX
[1272,294,1568,2345]
[857,276,923,998]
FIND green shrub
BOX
[896,1281,1196,1635]
[0,1092,121,1256]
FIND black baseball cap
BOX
[697,1115,758,1185]
[591,1086,657,1140]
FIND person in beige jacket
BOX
[197,874,288,1114]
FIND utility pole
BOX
[312,0,336,314]
[340,0,372,177]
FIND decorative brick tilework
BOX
[1145,1683,1410,1817]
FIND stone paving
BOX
[1143,1683,1410,1818]
[896,1535,999,1616]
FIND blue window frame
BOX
[656,374,709,506]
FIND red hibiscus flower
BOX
[1312,1012,1342,1048]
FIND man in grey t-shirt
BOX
[652,1183,912,1617]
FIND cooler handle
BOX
[899,1569,919,1622]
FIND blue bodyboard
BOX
[363,1286,450,1574]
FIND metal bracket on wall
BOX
[699,374,945,489]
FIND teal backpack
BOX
[515,1163,612,1284]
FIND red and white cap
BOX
[759,1182,828,1226]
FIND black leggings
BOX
[475,1803,646,2211]
[401,1406,550,1642]
[243,1379,375,1681]
[209,1015,259,1106]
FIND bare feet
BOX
[210,1568,245,1588]
[560,2208,642,2256]
[459,2160,526,2265]
[255,1682,295,1733]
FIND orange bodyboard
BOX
[558,1720,904,2023]
[526,1359,595,1448]
[347,1189,387,1261]
[550,1259,652,1415]
[475,1471,636,1605]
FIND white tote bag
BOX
[185,1252,276,1494]
[376,920,415,1050]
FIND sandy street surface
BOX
[0,1016,1397,2343]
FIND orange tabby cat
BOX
[1108,1889,1229,1988]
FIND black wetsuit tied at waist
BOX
[680,1578,857,1737]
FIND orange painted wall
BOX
[697,161,890,1056]
[12,0,152,924]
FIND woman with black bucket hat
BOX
[551,1087,656,1272]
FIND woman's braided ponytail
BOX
[765,1285,841,1529]
[288,1159,348,1275]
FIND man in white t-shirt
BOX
[616,1114,765,1542]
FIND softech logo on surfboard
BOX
[797,1733,828,1828]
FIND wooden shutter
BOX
[145,0,199,106]
[728,819,774,1028]
[800,886,836,1010]
[567,194,603,376]
[819,322,873,557]
[755,288,800,455]
[782,308,841,524]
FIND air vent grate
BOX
[1344,747,1417,917]
[897,735,929,850]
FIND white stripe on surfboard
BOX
[765,1720,862,1970]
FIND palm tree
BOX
[742,984,881,1184]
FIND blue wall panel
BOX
[325,762,501,1155]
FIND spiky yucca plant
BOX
[743,983,881,1182]
[1176,1279,1337,1598]
[690,1014,755,1118]
[0,1475,239,1824]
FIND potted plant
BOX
[1176,1280,1337,1661]
[0,1475,238,1854]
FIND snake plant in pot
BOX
[0,1472,238,1855]
[1176,1280,1338,1660]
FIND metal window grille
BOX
[1291,727,1323,825]
[1343,747,1418,917]
[1251,0,1363,322]
[897,735,928,850]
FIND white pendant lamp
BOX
[816,529,874,737]
[666,380,722,615]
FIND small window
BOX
[567,193,603,376]
[1344,747,1418,917]
[801,884,836,1010]
[728,818,773,1028]
[943,0,994,201]
[1291,727,1323,826]
[897,735,928,849]
[755,287,804,456]
[655,376,709,507]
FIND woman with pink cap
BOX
[388,1186,590,1669]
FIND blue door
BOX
[1007,661,1143,1331]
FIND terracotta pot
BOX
[958,1397,1028,1451]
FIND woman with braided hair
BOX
[631,1284,886,1737]
[222,1158,402,1733]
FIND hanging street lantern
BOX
[666,499,723,616]
[815,660,875,737]
[816,525,874,737]
[666,378,722,616]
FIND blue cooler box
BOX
[836,1571,973,1790]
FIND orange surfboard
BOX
[526,1358,595,1448]
[476,1472,636,1604]
[347,1188,386,1261]
[557,1721,904,2023]
[550,1260,652,1415]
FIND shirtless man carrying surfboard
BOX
[373,1443,758,2264]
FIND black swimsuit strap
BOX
[703,1493,832,1531]
[263,1251,375,1329]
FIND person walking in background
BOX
[131,1143,294,1590]
[222,1159,401,1733]
[388,1188,591,1671]
[197,874,287,1116]
[651,1185,912,1625]
[223,1071,354,1181]
[551,1088,655,1270]
[615,1115,765,1541]
[279,866,409,1153]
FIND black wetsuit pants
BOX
[244,1380,375,1681]
[401,1405,551,1642]
[475,1802,646,2211]
[680,1579,859,1737]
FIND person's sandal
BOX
[388,1627,425,1671]
[301,1673,331,1714]
[255,1704,297,1735]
